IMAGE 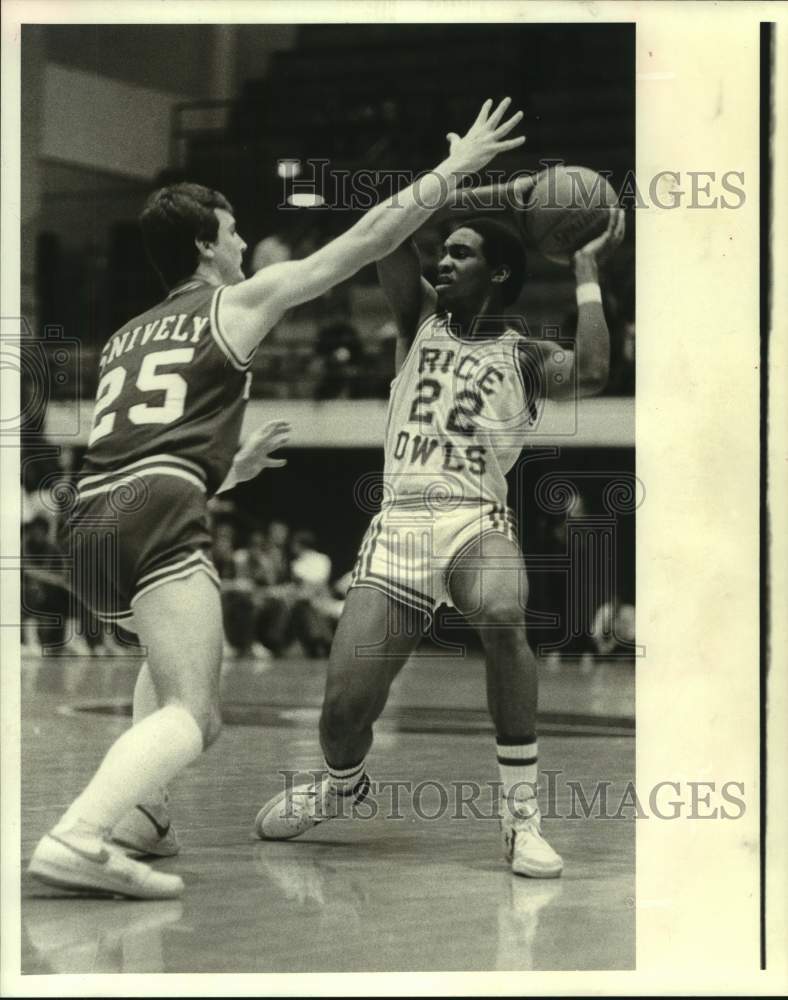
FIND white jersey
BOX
[383,313,542,507]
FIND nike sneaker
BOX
[112,801,179,858]
[28,827,183,899]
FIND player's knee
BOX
[480,596,527,630]
[160,696,222,749]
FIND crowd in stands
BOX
[209,514,349,664]
[19,433,351,661]
[20,508,351,663]
[21,434,635,667]
[526,490,637,671]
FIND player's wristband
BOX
[576,282,602,306]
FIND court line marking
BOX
[57,699,634,739]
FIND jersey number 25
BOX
[88,348,194,447]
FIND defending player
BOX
[254,172,625,878]
[27,98,525,898]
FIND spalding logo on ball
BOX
[521,165,619,266]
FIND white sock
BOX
[132,662,168,807]
[53,705,203,836]
[497,738,539,812]
[326,759,368,798]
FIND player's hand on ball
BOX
[233,419,291,483]
[574,207,625,264]
[445,97,525,175]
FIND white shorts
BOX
[349,499,519,617]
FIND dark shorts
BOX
[62,455,219,631]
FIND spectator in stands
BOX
[261,519,292,584]
[212,520,238,581]
[213,521,270,663]
[21,515,75,656]
[250,234,291,273]
[530,490,598,671]
[292,230,319,261]
[233,528,281,659]
[362,319,398,399]
[234,523,342,659]
[255,520,295,656]
[22,440,128,657]
[591,599,636,660]
[21,434,63,522]
[206,514,383,661]
[289,531,337,659]
[313,319,364,399]
[234,528,278,588]
[22,477,52,530]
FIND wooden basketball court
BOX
[21,651,635,973]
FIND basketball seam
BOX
[527,207,608,248]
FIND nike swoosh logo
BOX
[136,805,171,839]
[49,833,110,864]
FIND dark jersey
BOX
[81,279,252,495]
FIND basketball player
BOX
[27,98,525,898]
[255,174,625,878]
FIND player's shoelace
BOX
[288,787,330,824]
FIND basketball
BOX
[521,165,619,265]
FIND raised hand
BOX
[444,97,525,175]
[575,207,626,264]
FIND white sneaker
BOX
[254,773,370,841]
[112,802,180,858]
[28,828,183,899]
[501,802,563,879]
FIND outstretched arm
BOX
[431,171,538,225]
[219,98,525,362]
[524,208,626,401]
